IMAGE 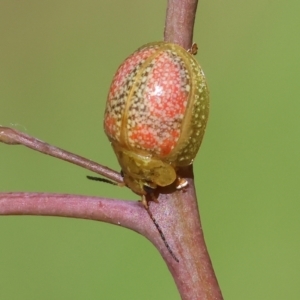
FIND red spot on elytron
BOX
[130,125,179,156]
[146,53,187,121]
[160,130,180,156]
[130,124,157,150]
[104,115,116,137]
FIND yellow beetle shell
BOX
[104,42,209,196]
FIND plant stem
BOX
[0,127,123,184]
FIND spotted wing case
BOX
[104,41,209,196]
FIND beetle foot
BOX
[187,43,198,55]
[140,193,159,209]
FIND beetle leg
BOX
[187,42,198,55]
[140,192,159,209]
[140,195,149,209]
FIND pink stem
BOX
[164,0,198,49]
[0,127,123,184]
[162,0,224,298]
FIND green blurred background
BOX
[1,0,299,299]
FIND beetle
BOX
[104,41,209,207]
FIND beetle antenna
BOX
[86,175,117,186]
[145,204,179,263]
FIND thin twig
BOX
[0,126,123,184]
